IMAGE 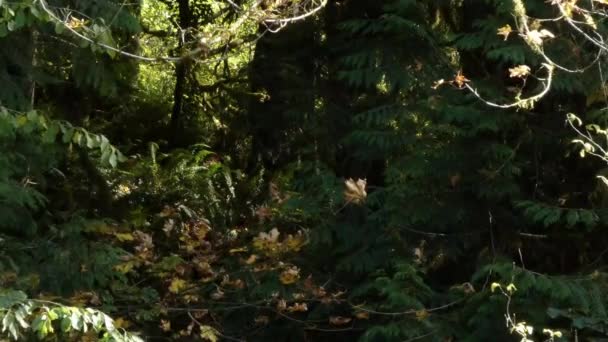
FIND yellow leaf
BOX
[229,247,248,254]
[509,65,531,78]
[497,24,512,40]
[114,318,131,329]
[200,325,218,342]
[506,283,517,293]
[490,282,501,293]
[114,261,136,274]
[160,319,171,332]
[169,278,187,294]
[415,309,429,321]
[114,233,134,241]
[583,12,597,29]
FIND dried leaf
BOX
[287,302,308,313]
[210,289,224,300]
[254,316,269,325]
[114,232,134,242]
[453,70,470,88]
[344,178,367,204]
[245,254,258,264]
[509,65,531,78]
[160,319,171,332]
[276,299,287,312]
[329,316,352,325]
[279,266,300,285]
[354,311,370,320]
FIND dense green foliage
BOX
[3,0,608,341]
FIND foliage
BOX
[3,0,608,341]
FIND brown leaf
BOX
[245,254,258,265]
[276,299,287,312]
[254,316,270,325]
[449,173,462,188]
[160,319,171,332]
[287,302,308,313]
[354,311,370,320]
[279,266,300,285]
[344,178,367,204]
[329,316,352,326]
[210,289,225,300]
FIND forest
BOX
[3,0,608,340]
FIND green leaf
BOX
[543,208,561,227]
[54,22,64,35]
[0,290,27,308]
[566,210,580,228]
[109,151,118,168]
[60,125,74,143]
[85,132,97,148]
[13,10,24,29]
[42,123,59,143]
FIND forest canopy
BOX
[3,0,608,341]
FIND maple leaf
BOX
[453,70,470,88]
[497,24,512,40]
[344,178,367,204]
[509,65,531,78]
